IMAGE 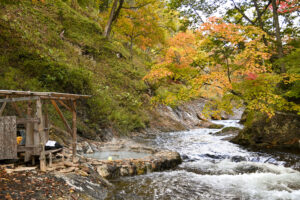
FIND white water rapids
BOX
[107,120,300,200]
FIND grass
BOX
[0,0,151,137]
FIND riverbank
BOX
[0,138,182,200]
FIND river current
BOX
[107,120,300,200]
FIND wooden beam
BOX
[0,96,39,103]
[12,102,24,117]
[40,96,69,101]
[50,100,72,135]
[58,100,72,112]
[0,96,8,116]
[17,118,40,124]
[71,100,77,163]
[0,90,91,99]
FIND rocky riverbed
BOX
[0,138,182,200]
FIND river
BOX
[106,120,300,200]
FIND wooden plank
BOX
[71,100,77,163]
[17,118,40,124]
[51,100,72,135]
[17,146,41,153]
[0,96,39,103]
[0,116,17,160]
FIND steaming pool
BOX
[84,151,151,161]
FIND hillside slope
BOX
[0,0,152,142]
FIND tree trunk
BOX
[271,0,285,73]
[130,36,133,60]
[103,0,124,39]
[253,0,268,46]
[103,0,119,38]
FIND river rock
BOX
[232,112,300,150]
[212,127,241,140]
[207,124,225,129]
[96,165,110,178]
[120,165,129,176]
[82,142,93,154]
[90,143,99,152]
[76,144,83,153]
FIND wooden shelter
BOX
[0,90,90,171]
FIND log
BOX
[59,167,76,173]
[64,161,79,167]
[5,166,37,174]
[51,100,72,135]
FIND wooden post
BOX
[44,104,49,142]
[49,152,53,168]
[36,98,46,172]
[25,102,34,163]
[72,100,77,163]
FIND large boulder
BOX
[231,112,300,150]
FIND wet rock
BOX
[88,150,182,179]
[55,173,109,200]
[196,121,215,128]
[203,154,227,160]
[212,127,241,140]
[96,165,110,178]
[231,156,247,162]
[90,143,99,152]
[120,165,129,176]
[207,124,225,129]
[181,154,189,160]
[99,128,114,142]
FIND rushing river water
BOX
[107,120,300,200]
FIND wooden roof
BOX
[0,90,91,100]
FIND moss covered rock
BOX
[207,124,225,129]
[231,112,300,150]
[213,127,241,135]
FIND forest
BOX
[0,0,299,199]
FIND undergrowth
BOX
[0,0,151,136]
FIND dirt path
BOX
[0,169,80,200]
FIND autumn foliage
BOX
[144,18,300,117]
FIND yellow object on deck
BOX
[17,137,22,145]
